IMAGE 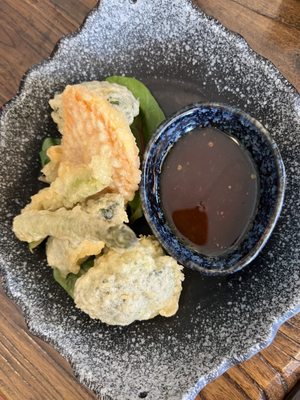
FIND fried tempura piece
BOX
[45,193,128,277]
[13,206,136,248]
[50,81,139,128]
[46,238,105,277]
[25,155,112,211]
[74,236,184,326]
[82,193,128,223]
[46,85,140,201]
[41,145,62,183]
[24,187,65,212]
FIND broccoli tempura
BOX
[74,236,184,326]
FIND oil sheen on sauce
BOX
[160,127,259,257]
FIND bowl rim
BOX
[140,102,286,275]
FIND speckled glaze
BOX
[141,103,286,274]
[0,0,299,399]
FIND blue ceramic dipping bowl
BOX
[140,103,286,275]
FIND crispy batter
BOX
[25,155,112,211]
[14,193,132,244]
[81,193,128,223]
[45,193,128,277]
[13,207,137,247]
[74,236,184,325]
[47,85,140,201]
[41,145,62,183]
[46,238,105,277]
[50,81,139,128]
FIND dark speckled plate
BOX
[0,1,299,399]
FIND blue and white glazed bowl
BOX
[141,103,286,275]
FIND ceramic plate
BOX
[0,1,299,399]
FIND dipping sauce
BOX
[160,127,259,257]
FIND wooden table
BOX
[0,1,299,399]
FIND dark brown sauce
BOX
[160,127,259,256]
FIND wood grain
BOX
[0,284,97,400]
[196,0,300,90]
[0,1,299,399]
[0,0,97,104]
[197,315,300,400]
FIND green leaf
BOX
[53,269,78,299]
[106,76,165,154]
[28,239,44,253]
[128,192,143,224]
[106,76,165,222]
[39,137,61,167]
[53,257,95,299]
[80,257,95,273]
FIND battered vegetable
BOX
[45,84,141,202]
[26,155,113,211]
[50,80,139,129]
[45,193,128,277]
[13,208,137,247]
[74,237,184,325]
[47,238,104,277]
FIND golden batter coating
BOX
[25,155,113,211]
[13,193,135,246]
[45,193,128,277]
[50,81,139,130]
[74,237,184,326]
[46,238,105,277]
[47,84,141,201]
